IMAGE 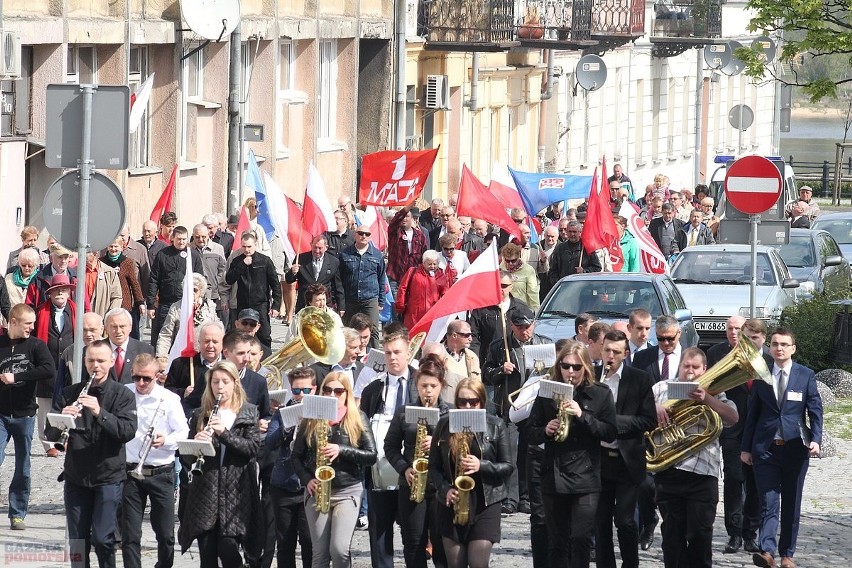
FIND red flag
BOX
[150,164,178,223]
[457,165,521,241]
[359,149,439,207]
[285,195,312,255]
[581,165,623,271]
[303,163,336,237]
[233,206,252,252]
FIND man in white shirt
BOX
[627,308,652,357]
[632,315,682,383]
[122,353,189,568]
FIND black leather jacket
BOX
[428,413,513,510]
[292,410,377,490]
[384,398,451,489]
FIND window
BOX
[128,46,149,168]
[317,40,337,144]
[240,41,256,121]
[276,41,297,155]
[180,45,204,160]
[66,46,96,84]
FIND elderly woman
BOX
[395,249,450,329]
[100,236,146,339]
[157,273,220,362]
[6,248,41,309]
[289,283,343,338]
[84,251,123,319]
[500,243,539,310]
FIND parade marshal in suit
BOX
[595,330,657,568]
[104,308,154,384]
[741,328,822,568]
[284,236,345,313]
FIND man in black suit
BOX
[204,214,235,259]
[284,235,344,313]
[165,321,225,418]
[359,327,419,568]
[428,206,455,251]
[648,202,679,259]
[104,308,154,384]
[468,272,529,361]
[595,330,656,568]
[138,220,167,268]
[324,210,355,257]
[310,327,364,385]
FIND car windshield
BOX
[777,237,815,268]
[812,219,852,245]
[540,280,663,318]
[672,251,777,286]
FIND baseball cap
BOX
[509,305,535,326]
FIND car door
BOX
[820,233,851,294]
[770,249,798,305]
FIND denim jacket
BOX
[265,402,302,494]
[339,243,386,302]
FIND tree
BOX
[738,0,852,101]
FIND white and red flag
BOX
[410,241,502,342]
[129,72,154,134]
[618,202,669,274]
[359,149,439,207]
[166,247,197,369]
[488,162,525,210]
[303,163,336,237]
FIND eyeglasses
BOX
[442,247,456,253]
[291,387,313,395]
[239,319,259,326]
[559,362,583,371]
[656,336,678,343]
[500,283,512,289]
[132,375,155,384]
[770,342,793,349]
[457,397,480,408]
[505,258,521,264]
[454,332,472,338]
[512,218,525,224]
[322,386,347,396]
[355,231,371,237]
[441,214,453,218]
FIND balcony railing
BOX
[514,0,645,48]
[651,0,722,39]
[421,0,518,50]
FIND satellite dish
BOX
[576,55,607,92]
[181,0,241,41]
[703,43,731,70]
[751,36,777,63]
[728,104,754,131]
[720,41,745,76]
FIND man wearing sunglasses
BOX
[443,319,481,382]
[339,228,386,348]
[122,353,188,568]
[233,308,271,360]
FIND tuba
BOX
[409,402,431,504]
[452,429,476,526]
[260,307,346,390]
[645,335,771,473]
[314,419,336,514]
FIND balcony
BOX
[514,0,645,50]
[421,0,519,51]
[650,0,722,57]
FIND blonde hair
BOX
[197,361,247,432]
[551,340,595,387]
[302,372,365,448]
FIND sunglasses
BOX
[239,319,259,326]
[457,397,480,408]
[356,231,371,237]
[656,336,678,343]
[559,363,583,371]
[442,247,456,252]
[454,332,472,338]
[500,283,512,289]
[291,387,313,395]
[322,386,347,396]
[132,375,155,384]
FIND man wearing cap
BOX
[25,243,80,310]
[785,186,821,222]
[285,235,344,314]
[483,303,550,514]
[233,308,272,359]
[387,204,429,306]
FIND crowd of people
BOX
[0,164,825,568]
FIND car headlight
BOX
[739,306,768,318]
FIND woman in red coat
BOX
[394,249,449,329]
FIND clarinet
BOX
[189,394,222,482]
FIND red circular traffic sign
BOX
[724,155,783,215]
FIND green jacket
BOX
[620,231,641,272]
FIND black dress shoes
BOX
[744,538,760,553]
[639,519,657,551]
[725,536,743,553]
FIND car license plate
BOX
[694,321,727,332]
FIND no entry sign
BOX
[724,155,783,215]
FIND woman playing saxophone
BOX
[527,341,617,568]
[429,379,512,568]
[291,372,377,568]
[383,355,450,568]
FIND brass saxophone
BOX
[314,419,336,514]
[553,393,574,443]
[452,429,476,526]
[409,406,430,504]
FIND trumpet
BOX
[314,419,336,514]
[452,428,475,526]
[189,394,222,482]
[409,397,432,504]
[54,376,93,451]
[130,398,165,480]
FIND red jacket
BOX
[394,266,449,329]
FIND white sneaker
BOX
[356,515,369,530]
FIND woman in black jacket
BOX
[527,341,617,568]
[178,360,260,568]
[384,354,451,568]
[292,371,377,568]
[429,378,513,568]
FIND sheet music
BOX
[538,379,574,401]
[364,348,386,373]
[176,439,216,457]
[301,394,338,420]
[405,406,440,426]
[449,409,486,433]
[523,344,557,370]
[46,413,77,431]
[269,389,290,406]
[667,381,699,400]
[278,404,304,429]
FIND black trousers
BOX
[504,420,529,507]
[345,297,380,348]
[121,466,175,568]
[397,483,447,568]
[367,487,400,568]
[245,466,277,568]
[197,530,243,568]
[654,468,718,568]
[65,481,123,568]
[270,487,312,568]
[596,451,640,568]
[543,491,598,568]
[721,437,759,540]
[526,446,549,568]
[253,303,272,347]
[637,473,658,529]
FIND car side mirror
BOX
[825,255,843,267]
[781,278,800,289]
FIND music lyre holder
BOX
[176,439,216,458]
[523,344,557,370]
[47,413,78,431]
[279,404,304,429]
[364,348,385,373]
[538,380,573,401]
[301,395,338,421]
[405,407,440,427]
[449,409,486,434]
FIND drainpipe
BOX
[538,49,553,172]
[227,23,242,215]
[394,0,406,150]
[464,52,479,112]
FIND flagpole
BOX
[500,304,511,363]
[189,360,195,388]
[295,181,309,266]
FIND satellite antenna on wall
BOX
[575,54,607,92]
[180,0,241,42]
[720,40,746,76]
[703,43,732,71]
[751,36,777,63]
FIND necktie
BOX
[661,352,670,381]
[115,346,124,378]
[395,377,405,411]
[777,370,787,405]
[689,229,697,246]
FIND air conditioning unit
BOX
[0,31,21,78]
[424,74,449,109]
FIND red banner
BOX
[359,149,439,206]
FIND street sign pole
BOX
[71,85,94,386]
[750,214,760,317]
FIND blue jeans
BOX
[0,414,35,519]
[66,481,124,568]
